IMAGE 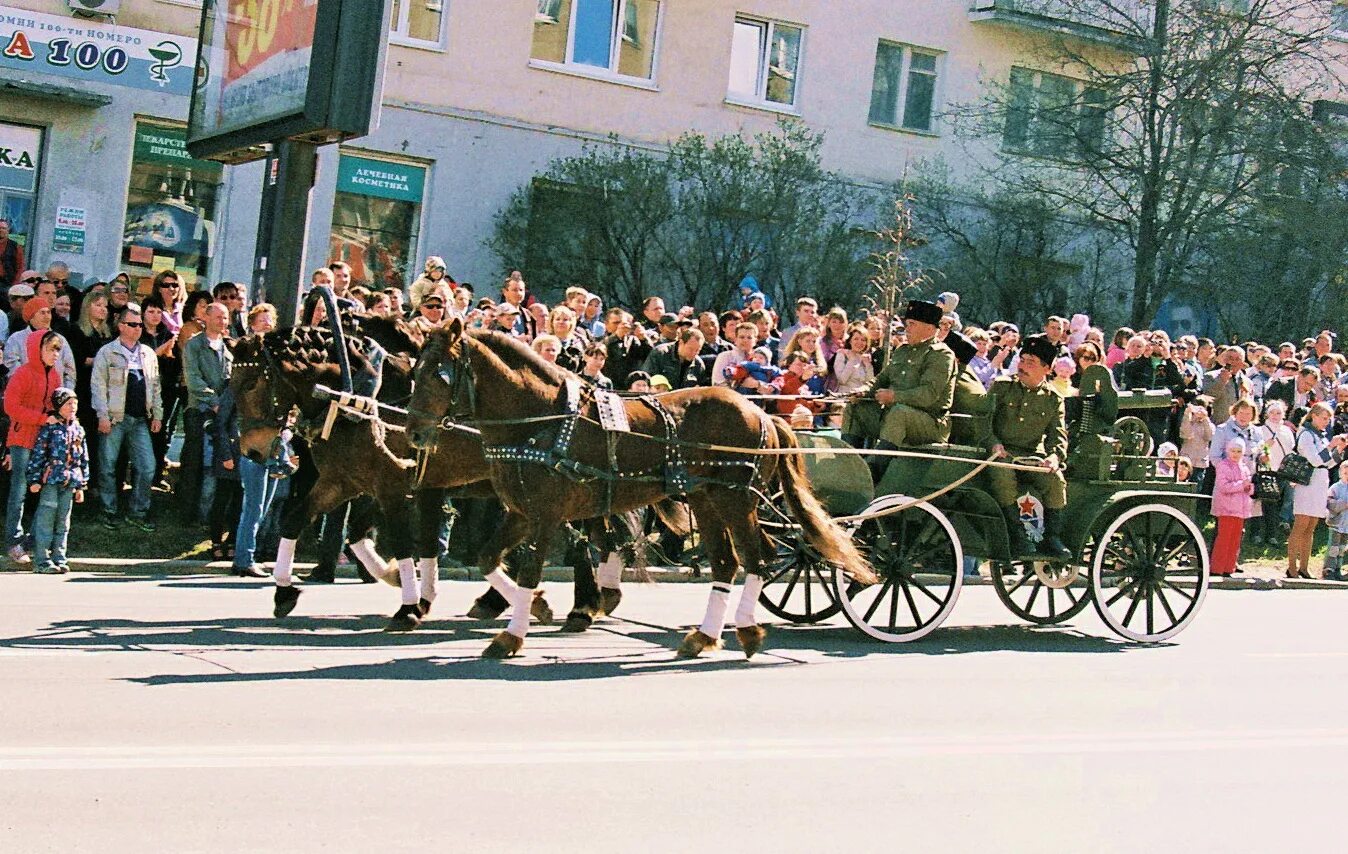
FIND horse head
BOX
[230,332,300,463]
[408,317,471,451]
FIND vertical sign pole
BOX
[251,139,318,326]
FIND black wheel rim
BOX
[757,491,842,623]
[1092,508,1206,641]
[991,560,1092,625]
[844,506,959,638]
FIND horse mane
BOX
[469,329,568,387]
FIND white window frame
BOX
[529,0,664,89]
[390,0,450,52]
[868,41,943,136]
[724,15,805,115]
[1003,67,1107,160]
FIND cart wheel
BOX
[991,560,1092,625]
[756,491,843,623]
[1108,416,1154,456]
[1089,504,1209,642]
[835,495,963,642]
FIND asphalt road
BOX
[0,572,1343,853]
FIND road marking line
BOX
[4,730,1348,771]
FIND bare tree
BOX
[950,0,1342,327]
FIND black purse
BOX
[1277,432,1314,486]
[1253,464,1283,502]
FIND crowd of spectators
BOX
[2,252,1346,580]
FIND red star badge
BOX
[1017,496,1037,517]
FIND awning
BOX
[0,77,112,108]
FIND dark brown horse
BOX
[405,321,875,659]
[230,316,621,631]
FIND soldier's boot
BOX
[1038,509,1073,561]
[868,440,899,486]
[1003,506,1032,557]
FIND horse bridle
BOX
[234,337,292,434]
[412,332,476,430]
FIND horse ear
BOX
[447,316,464,338]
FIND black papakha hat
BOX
[1019,334,1059,366]
[903,299,943,326]
[945,331,976,365]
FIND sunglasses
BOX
[423,303,445,310]
[159,282,179,288]
[22,276,42,284]
[111,287,129,294]
[49,278,69,285]
[122,321,143,328]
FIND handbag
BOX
[1253,464,1283,502]
[1277,450,1313,486]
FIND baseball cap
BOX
[8,283,35,298]
[658,312,692,327]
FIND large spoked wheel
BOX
[991,560,1092,625]
[835,495,963,642]
[756,491,843,623]
[1090,504,1209,642]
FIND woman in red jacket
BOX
[4,328,63,564]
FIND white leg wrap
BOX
[698,582,732,639]
[486,568,520,599]
[350,538,385,576]
[272,538,298,586]
[506,586,534,640]
[597,554,624,589]
[398,558,418,605]
[418,557,438,602]
[735,574,764,628]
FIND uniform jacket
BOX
[3,332,60,449]
[986,377,1068,467]
[26,419,89,489]
[91,339,163,424]
[860,338,957,419]
[950,365,990,445]
[183,332,233,409]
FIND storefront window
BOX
[329,153,426,293]
[0,122,42,283]
[122,122,223,291]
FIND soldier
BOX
[985,334,1072,559]
[841,300,957,478]
[944,330,989,446]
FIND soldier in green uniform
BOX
[985,334,1072,559]
[944,330,990,446]
[841,301,957,473]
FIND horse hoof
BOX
[599,587,622,617]
[385,604,423,632]
[736,625,768,659]
[530,591,554,626]
[418,598,433,617]
[560,613,593,633]
[272,586,301,619]
[675,630,721,659]
[377,559,401,588]
[482,632,524,659]
[466,598,504,620]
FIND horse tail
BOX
[770,417,877,585]
[654,498,692,538]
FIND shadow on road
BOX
[758,622,1158,656]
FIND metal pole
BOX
[251,139,318,326]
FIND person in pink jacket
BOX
[1210,438,1255,576]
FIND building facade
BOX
[2,0,1342,310]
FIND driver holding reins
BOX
[985,333,1071,559]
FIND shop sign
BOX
[0,121,41,193]
[133,124,223,175]
[0,5,197,96]
[336,154,425,204]
[53,204,86,254]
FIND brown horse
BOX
[230,317,623,631]
[405,321,875,659]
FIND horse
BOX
[230,316,627,632]
[405,321,876,660]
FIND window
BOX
[122,122,222,288]
[868,42,940,133]
[1003,68,1108,159]
[390,0,446,47]
[531,0,661,81]
[330,153,428,292]
[728,17,803,109]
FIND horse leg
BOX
[599,510,643,617]
[562,522,602,633]
[413,488,448,617]
[344,496,385,584]
[384,492,424,633]
[725,496,769,659]
[481,510,552,658]
[676,498,736,659]
[270,479,346,618]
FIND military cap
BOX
[903,299,943,326]
[1020,334,1058,366]
[945,330,976,365]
